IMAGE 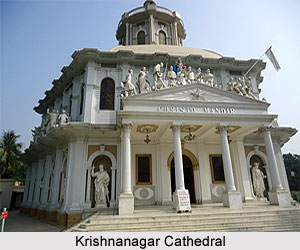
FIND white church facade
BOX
[21,0,297,226]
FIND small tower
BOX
[116,0,186,46]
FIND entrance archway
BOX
[170,155,196,203]
[91,155,112,208]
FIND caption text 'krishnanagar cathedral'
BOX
[21,0,297,226]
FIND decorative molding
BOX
[136,124,158,133]
[181,125,202,133]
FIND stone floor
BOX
[3,209,63,232]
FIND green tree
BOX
[283,153,300,191]
[0,130,26,184]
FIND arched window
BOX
[79,84,84,115]
[137,31,145,45]
[100,78,115,110]
[159,31,167,45]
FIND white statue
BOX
[47,109,58,127]
[195,68,204,83]
[91,164,110,207]
[226,77,236,92]
[177,66,187,85]
[57,110,69,125]
[251,162,266,199]
[234,77,247,96]
[204,69,214,86]
[244,76,258,99]
[167,66,177,87]
[186,66,195,84]
[136,67,151,93]
[120,69,137,97]
[153,62,167,89]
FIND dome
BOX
[110,45,222,59]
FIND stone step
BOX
[77,217,300,232]
[85,209,300,225]
[83,213,300,229]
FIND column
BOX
[33,159,45,208]
[217,125,242,209]
[171,124,185,191]
[230,138,253,201]
[110,166,117,207]
[149,14,155,44]
[61,140,86,214]
[173,22,178,46]
[171,123,191,212]
[261,127,291,207]
[118,123,134,215]
[27,162,38,207]
[196,141,212,203]
[40,154,52,209]
[21,165,32,206]
[126,23,129,45]
[83,62,96,123]
[84,168,92,208]
[48,149,63,210]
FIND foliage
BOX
[283,153,300,191]
[0,130,27,184]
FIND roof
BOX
[110,45,223,59]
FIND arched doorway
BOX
[250,155,269,198]
[90,155,112,208]
[170,155,196,203]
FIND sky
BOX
[1,0,300,154]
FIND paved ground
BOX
[3,209,63,232]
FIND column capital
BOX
[122,123,133,132]
[259,126,272,134]
[216,125,229,134]
[170,123,182,133]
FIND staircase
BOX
[67,203,300,232]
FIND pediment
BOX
[126,83,266,105]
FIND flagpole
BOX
[243,46,272,78]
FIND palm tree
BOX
[0,130,23,178]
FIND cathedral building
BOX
[21,0,297,226]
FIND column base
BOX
[222,190,242,209]
[37,209,47,219]
[268,189,292,208]
[118,193,134,215]
[46,210,58,222]
[173,190,191,213]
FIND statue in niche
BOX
[167,65,177,87]
[47,109,58,127]
[57,110,70,125]
[204,69,214,86]
[153,62,167,90]
[196,68,204,83]
[136,67,151,93]
[251,162,266,199]
[186,66,195,84]
[91,164,110,207]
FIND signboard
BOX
[158,105,235,114]
[174,190,191,212]
[1,211,8,220]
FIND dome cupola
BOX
[116,0,186,46]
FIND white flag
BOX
[265,46,281,71]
